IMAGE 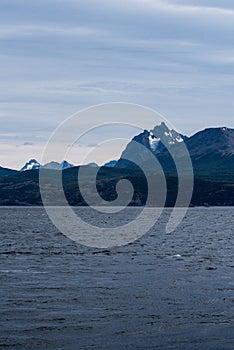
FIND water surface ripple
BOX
[0,207,233,349]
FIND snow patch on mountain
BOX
[148,132,160,151]
[176,136,183,142]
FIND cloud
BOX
[130,0,234,16]
[23,142,34,146]
[0,0,234,168]
[0,24,107,39]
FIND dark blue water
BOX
[0,207,233,349]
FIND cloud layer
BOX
[0,0,234,168]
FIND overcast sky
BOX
[1,0,234,169]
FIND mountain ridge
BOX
[20,159,75,172]
[115,123,234,177]
[1,124,233,173]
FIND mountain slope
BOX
[0,166,19,177]
[185,127,234,158]
[184,127,234,178]
[0,165,233,206]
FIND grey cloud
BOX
[23,142,34,146]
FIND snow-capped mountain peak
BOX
[115,122,187,168]
[20,159,75,171]
[43,160,74,170]
[20,159,40,172]
[149,122,186,152]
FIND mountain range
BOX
[116,123,234,179]
[0,123,233,206]
[20,159,75,172]
[2,123,234,176]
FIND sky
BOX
[0,0,234,169]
